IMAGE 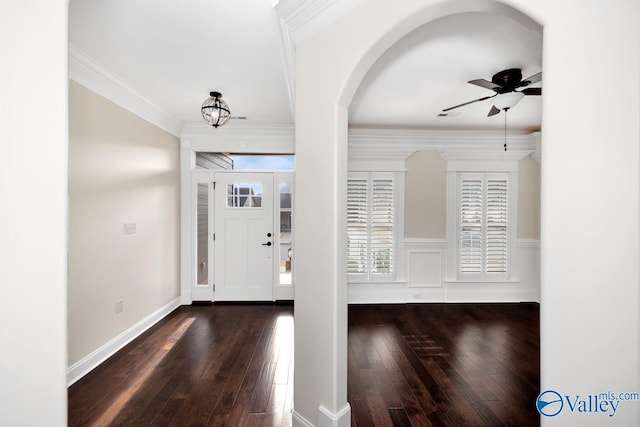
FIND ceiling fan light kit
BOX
[491,91,525,110]
[201,91,231,128]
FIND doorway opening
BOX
[190,152,295,302]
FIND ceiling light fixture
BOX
[201,91,231,128]
[491,91,525,111]
[491,92,524,152]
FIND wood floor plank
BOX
[69,302,539,427]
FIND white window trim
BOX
[445,161,518,283]
[347,171,405,283]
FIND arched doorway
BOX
[293,1,545,425]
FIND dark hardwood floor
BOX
[69,304,295,427]
[68,302,539,426]
[348,303,540,427]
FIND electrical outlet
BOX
[115,299,124,313]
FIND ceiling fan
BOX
[442,68,542,117]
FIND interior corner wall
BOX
[68,81,180,367]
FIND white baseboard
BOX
[180,288,192,305]
[67,297,181,386]
[293,404,352,427]
[319,404,351,427]
[292,410,315,427]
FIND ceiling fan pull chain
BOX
[504,108,508,152]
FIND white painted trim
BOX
[348,238,539,304]
[292,410,315,427]
[181,123,295,153]
[275,0,365,45]
[180,146,193,304]
[348,283,407,304]
[180,289,192,306]
[275,14,297,120]
[318,403,351,427]
[444,158,524,172]
[348,128,538,157]
[531,132,542,163]
[446,170,519,282]
[404,238,447,248]
[67,297,181,386]
[517,238,541,248]
[276,286,295,300]
[348,159,406,172]
[68,44,182,136]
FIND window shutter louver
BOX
[347,179,368,274]
[371,178,394,275]
[486,179,508,273]
[460,179,483,273]
[458,174,510,278]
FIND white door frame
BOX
[186,168,295,302]
[190,170,215,301]
[178,129,295,305]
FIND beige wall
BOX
[404,150,540,240]
[517,156,540,239]
[404,150,447,238]
[68,81,180,366]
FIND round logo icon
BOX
[537,390,563,417]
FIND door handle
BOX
[262,241,272,246]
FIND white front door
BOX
[214,172,274,301]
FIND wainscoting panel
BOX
[405,249,444,288]
[347,238,539,304]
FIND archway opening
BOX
[343,5,542,425]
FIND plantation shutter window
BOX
[371,178,394,275]
[486,179,508,273]
[347,173,395,279]
[458,173,509,279]
[460,179,483,274]
[347,179,368,274]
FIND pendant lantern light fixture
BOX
[201,91,231,128]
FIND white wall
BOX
[0,1,68,425]
[540,2,639,425]
[293,1,639,426]
[68,82,180,372]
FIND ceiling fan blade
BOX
[442,94,496,112]
[468,79,502,90]
[522,87,542,95]
[524,72,542,84]
[487,105,501,117]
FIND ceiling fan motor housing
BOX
[491,68,525,93]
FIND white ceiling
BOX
[69,1,542,133]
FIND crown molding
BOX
[273,0,366,115]
[69,44,182,137]
[179,123,539,163]
[274,0,365,45]
[348,128,538,161]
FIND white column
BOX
[293,65,350,425]
[0,1,68,425]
